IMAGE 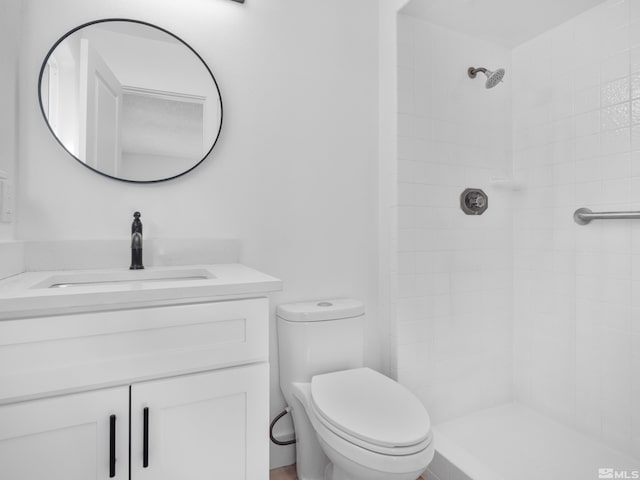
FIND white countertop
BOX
[0,264,282,320]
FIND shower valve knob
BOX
[469,194,485,208]
[461,188,488,215]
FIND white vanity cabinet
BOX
[131,363,268,480]
[0,270,279,480]
[0,386,130,480]
[0,364,267,480]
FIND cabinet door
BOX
[0,386,129,480]
[131,363,268,480]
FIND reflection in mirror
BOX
[39,20,222,183]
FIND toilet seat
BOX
[310,368,432,455]
[291,380,435,479]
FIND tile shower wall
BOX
[512,0,640,458]
[394,15,513,423]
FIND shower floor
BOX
[424,404,640,480]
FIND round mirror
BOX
[38,19,223,183]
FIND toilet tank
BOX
[277,299,365,390]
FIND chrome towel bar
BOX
[574,208,640,225]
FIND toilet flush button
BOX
[317,302,333,307]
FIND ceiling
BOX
[400,0,609,47]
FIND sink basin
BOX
[31,268,215,289]
[0,263,282,322]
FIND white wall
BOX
[17,0,380,468]
[0,0,21,241]
[395,14,514,424]
[378,0,411,380]
[512,0,640,459]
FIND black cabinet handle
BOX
[109,414,116,478]
[143,407,149,468]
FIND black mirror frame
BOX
[38,18,224,184]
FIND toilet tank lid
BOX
[277,298,364,322]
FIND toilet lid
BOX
[310,368,431,448]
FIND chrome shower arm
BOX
[467,67,488,78]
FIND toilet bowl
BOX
[277,299,434,480]
[292,369,434,480]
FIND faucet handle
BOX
[130,211,144,270]
[131,211,143,236]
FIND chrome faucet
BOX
[130,211,144,270]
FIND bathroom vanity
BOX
[0,264,281,480]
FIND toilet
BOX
[277,299,434,480]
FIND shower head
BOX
[468,66,505,89]
[485,68,505,88]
